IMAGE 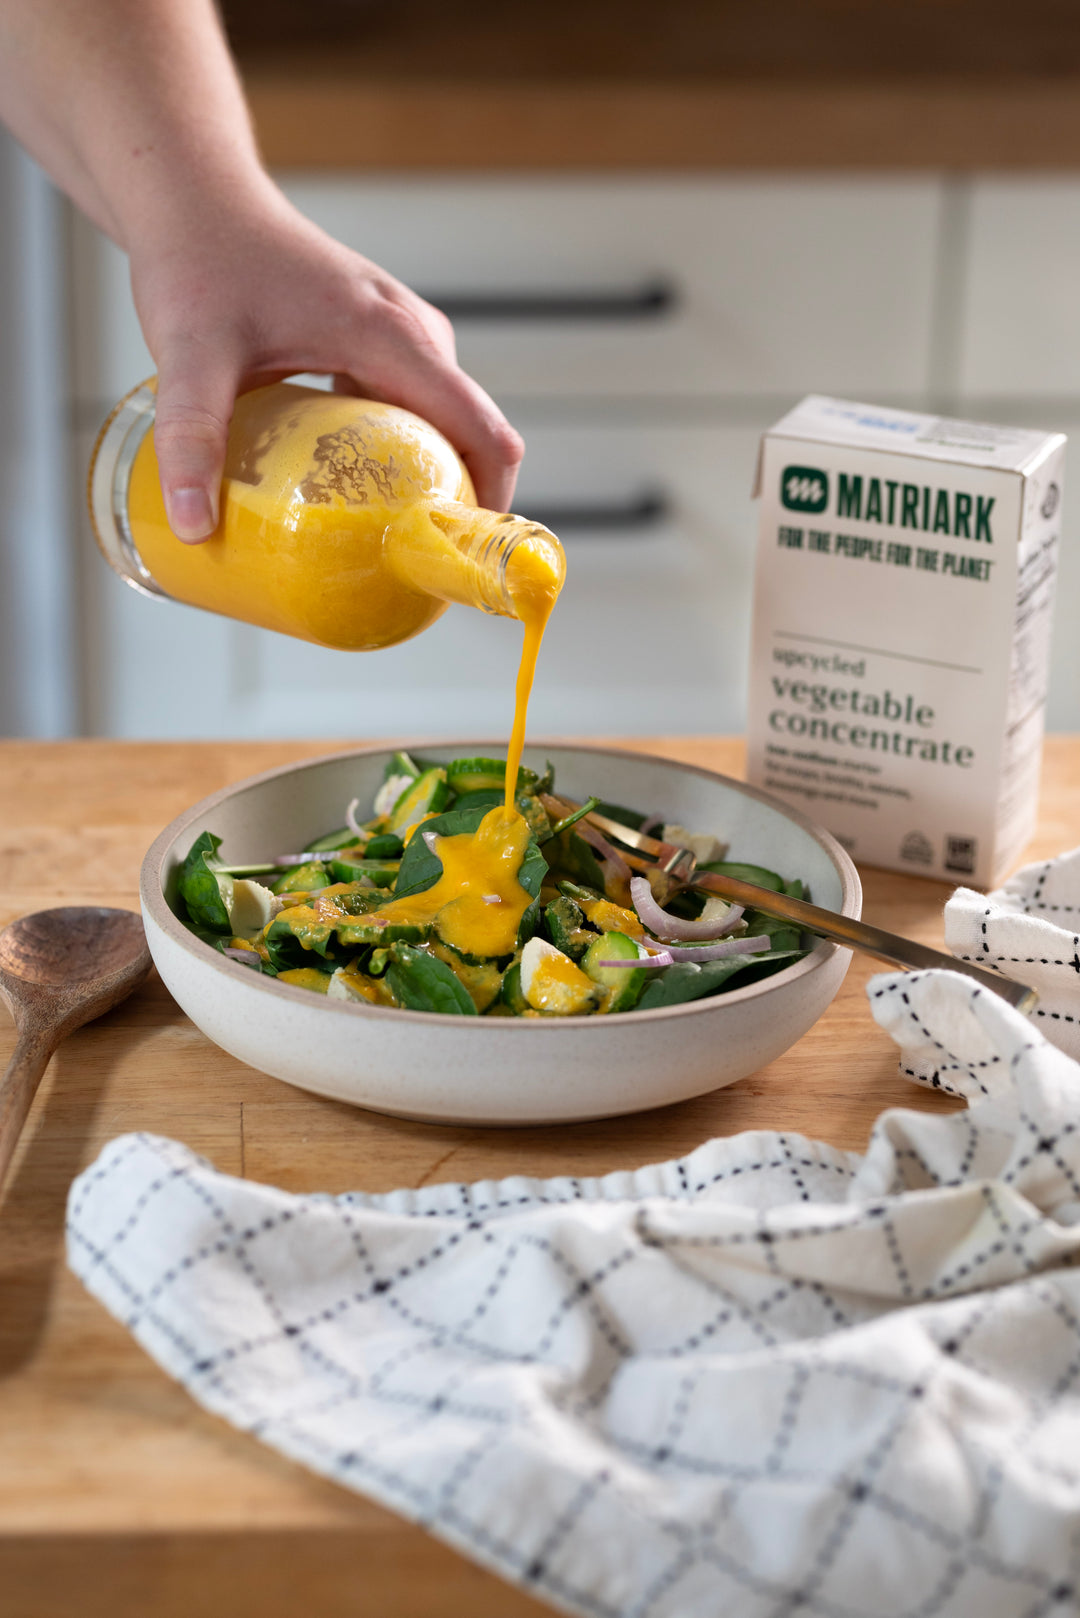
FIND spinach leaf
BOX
[386,945,477,1015]
[265,909,338,962]
[364,832,405,860]
[448,789,504,815]
[449,789,550,840]
[745,913,804,953]
[517,837,547,901]
[262,925,342,974]
[179,831,231,933]
[546,828,606,892]
[636,949,804,1010]
[392,804,491,898]
[593,800,647,831]
[698,860,785,893]
[515,836,548,945]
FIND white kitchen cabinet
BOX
[958,180,1080,399]
[281,177,943,404]
[66,178,945,413]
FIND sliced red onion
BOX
[273,853,325,866]
[223,946,261,966]
[345,797,365,839]
[630,875,745,942]
[641,933,772,962]
[482,893,502,905]
[597,949,674,969]
[639,814,663,836]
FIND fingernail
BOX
[168,487,216,542]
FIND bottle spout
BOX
[385,498,565,626]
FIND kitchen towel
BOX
[890,847,1080,1105]
[67,855,1080,1618]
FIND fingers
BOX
[432,371,526,515]
[346,291,525,512]
[381,359,525,513]
[152,344,240,542]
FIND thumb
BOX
[153,349,239,542]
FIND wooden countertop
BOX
[2,735,1077,1618]
[221,0,1080,169]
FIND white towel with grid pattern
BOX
[942,850,1080,1068]
[67,854,1080,1618]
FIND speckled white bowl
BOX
[141,742,861,1125]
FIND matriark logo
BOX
[780,465,829,514]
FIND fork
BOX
[548,797,1038,1016]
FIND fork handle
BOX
[691,871,1038,1015]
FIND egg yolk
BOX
[524,951,595,1015]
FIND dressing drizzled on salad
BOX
[176,753,810,1018]
[362,806,534,958]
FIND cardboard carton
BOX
[746,396,1065,886]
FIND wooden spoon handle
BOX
[0,1026,59,1192]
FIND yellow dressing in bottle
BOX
[92,380,565,653]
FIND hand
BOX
[131,184,525,541]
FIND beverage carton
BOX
[746,396,1065,887]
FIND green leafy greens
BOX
[174,754,810,1018]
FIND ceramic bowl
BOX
[141,742,861,1126]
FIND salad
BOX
[175,752,810,1017]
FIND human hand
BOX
[131,184,525,541]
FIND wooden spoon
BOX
[0,907,153,1193]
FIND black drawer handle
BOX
[521,492,669,533]
[419,280,678,322]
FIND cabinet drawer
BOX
[282,177,942,402]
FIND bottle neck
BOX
[385,498,566,625]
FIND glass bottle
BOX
[88,379,564,651]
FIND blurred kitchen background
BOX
[1,0,1079,741]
